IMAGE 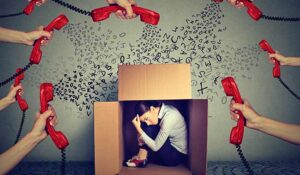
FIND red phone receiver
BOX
[30,14,69,65]
[221,77,245,145]
[91,4,160,25]
[23,0,41,15]
[213,0,262,20]
[14,68,28,112]
[259,40,280,78]
[40,83,69,149]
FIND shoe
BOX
[125,157,148,168]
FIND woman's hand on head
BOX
[132,115,141,129]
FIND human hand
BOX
[230,99,261,129]
[106,0,137,19]
[227,0,244,8]
[24,26,52,46]
[28,0,48,6]
[268,52,289,66]
[30,106,58,141]
[132,115,141,130]
[4,84,24,104]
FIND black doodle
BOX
[26,2,262,117]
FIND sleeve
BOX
[139,116,174,152]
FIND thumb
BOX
[39,30,51,39]
[269,53,277,58]
[40,110,52,121]
[37,25,44,31]
[243,99,250,106]
[124,5,134,17]
[232,103,244,112]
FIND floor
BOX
[8,161,300,175]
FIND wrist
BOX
[251,115,265,130]
[27,131,45,143]
[22,32,33,45]
[25,132,44,145]
[136,127,143,136]
[3,96,15,105]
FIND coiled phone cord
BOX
[236,144,255,175]
[262,15,300,22]
[51,0,91,16]
[61,149,67,175]
[0,62,32,88]
[14,111,26,144]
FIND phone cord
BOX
[0,62,32,88]
[262,15,300,22]
[277,77,300,101]
[236,144,255,175]
[14,111,26,144]
[0,12,24,18]
[61,149,66,175]
[51,0,91,16]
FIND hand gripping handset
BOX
[91,4,160,25]
[221,77,245,145]
[40,83,69,149]
[213,0,262,20]
[23,0,41,15]
[30,14,69,64]
[259,40,280,78]
[14,68,28,112]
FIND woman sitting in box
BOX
[126,101,188,168]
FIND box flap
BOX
[118,64,192,101]
[189,100,208,175]
[94,102,123,175]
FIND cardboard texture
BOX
[118,64,192,101]
[94,64,208,175]
[94,102,123,175]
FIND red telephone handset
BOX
[30,14,69,64]
[221,77,245,145]
[213,0,262,20]
[23,0,41,15]
[40,83,69,149]
[91,4,160,25]
[259,40,280,78]
[14,68,28,112]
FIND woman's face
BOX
[139,107,159,126]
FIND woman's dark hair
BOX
[135,100,162,116]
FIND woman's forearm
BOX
[256,116,300,145]
[0,27,28,45]
[0,97,14,111]
[0,132,43,174]
[285,57,300,66]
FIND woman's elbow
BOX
[151,146,160,152]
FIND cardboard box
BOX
[94,64,208,175]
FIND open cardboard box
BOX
[94,64,208,175]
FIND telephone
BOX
[91,4,160,25]
[23,0,41,15]
[259,40,280,78]
[14,68,28,112]
[40,83,69,149]
[30,14,69,64]
[213,0,262,21]
[221,77,245,145]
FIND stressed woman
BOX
[126,101,188,168]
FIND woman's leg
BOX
[156,138,187,166]
[136,123,160,160]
